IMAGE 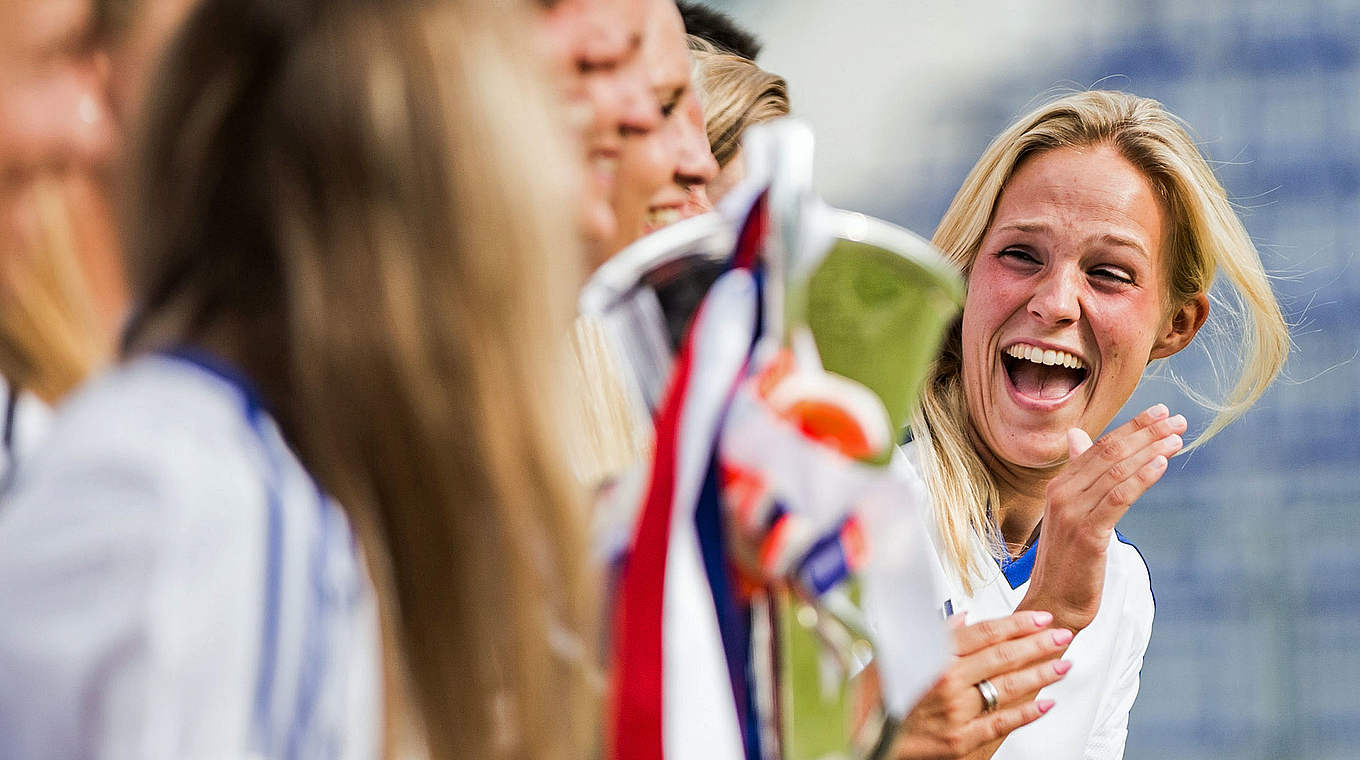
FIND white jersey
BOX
[0,352,381,760]
[894,444,1153,760]
[0,376,53,487]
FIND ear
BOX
[1149,292,1209,361]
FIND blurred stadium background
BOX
[709,0,1360,757]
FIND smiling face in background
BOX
[960,144,1197,470]
[537,0,658,258]
[601,0,717,264]
[0,0,116,201]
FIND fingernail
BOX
[1148,404,1169,419]
[1032,611,1053,627]
[1168,434,1183,449]
[1054,659,1072,675]
[1038,699,1055,713]
[1052,628,1073,646]
[1170,414,1186,427]
[1152,455,1168,470]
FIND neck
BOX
[965,422,1060,557]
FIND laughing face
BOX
[601,0,717,262]
[536,0,656,260]
[960,144,1194,470]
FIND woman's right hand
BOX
[891,610,1072,760]
[1019,404,1186,635]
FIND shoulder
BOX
[0,355,274,636]
[2,354,277,582]
[0,353,272,595]
[0,358,274,757]
[9,356,262,503]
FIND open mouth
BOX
[1002,343,1089,401]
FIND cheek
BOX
[1088,301,1162,391]
[959,266,1018,354]
[613,144,649,205]
[612,138,667,227]
[633,136,673,197]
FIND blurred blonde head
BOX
[687,35,788,200]
[124,1,595,758]
[916,90,1289,588]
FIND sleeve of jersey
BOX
[1082,544,1155,760]
[0,429,261,760]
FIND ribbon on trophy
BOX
[596,120,963,760]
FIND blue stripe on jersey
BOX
[251,407,286,757]
[2,382,16,453]
[159,349,300,757]
[998,540,1039,590]
[287,483,334,760]
[1115,530,1155,611]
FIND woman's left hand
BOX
[891,611,1070,759]
[1018,404,1185,635]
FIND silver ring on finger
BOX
[975,678,1000,713]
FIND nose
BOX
[61,51,119,173]
[1027,267,1081,326]
[673,104,718,187]
[613,64,660,136]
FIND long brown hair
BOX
[123,1,596,758]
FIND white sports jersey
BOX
[894,444,1154,760]
[0,376,53,487]
[0,352,381,760]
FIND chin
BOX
[992,424,1075,470]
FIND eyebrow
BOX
[996,221,1150,258]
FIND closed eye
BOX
[657,86,684,119]
[999,247,1041,266]
[1089,266,1134,285]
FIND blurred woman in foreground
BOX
[892,90,1288,758]
[0,0,595,758]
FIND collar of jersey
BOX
[160,346,269,418]
[997,540,1038,590]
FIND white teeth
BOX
[1004,343,1085,369]
[645,207,682,228]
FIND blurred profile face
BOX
[961,145,1183,471]
[537,0,658,257]
[0,0,117,203]
[601,0,718,262]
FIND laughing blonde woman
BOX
[891,90,1288,759]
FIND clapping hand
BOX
[1020,404,1186,635]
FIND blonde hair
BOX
[0,178,119,403]
[915,90,1289,589]
[124,1,595,758]
[687,35,789,167]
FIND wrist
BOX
[1015,587,1094,636]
